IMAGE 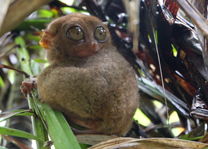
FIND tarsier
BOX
[22,13,139,136]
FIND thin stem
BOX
[0,64,30,78]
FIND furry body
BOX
[37,14,139,136]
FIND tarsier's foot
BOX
[20,78,37,96]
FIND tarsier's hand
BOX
[20,78,37,96]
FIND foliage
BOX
[0,0,208,149]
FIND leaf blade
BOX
[38,103,81,149]
[0,127,42,141]
[0,110,33,122]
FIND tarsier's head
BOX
[40,13,112,62]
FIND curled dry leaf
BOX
[0,0,12,32]
[77,134,117,145]
[89,137,208,149]
[0,0,51,37]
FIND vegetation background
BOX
[0,0,208,149]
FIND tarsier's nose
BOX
[91,42,98,51]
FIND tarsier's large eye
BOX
[66,26,84,41]
[94,26,107,42]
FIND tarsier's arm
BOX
[21,27,55,95]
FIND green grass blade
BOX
[37,102,81,149]
[0,127,42,141]
[0,110,33,122]
[32,116,49,149]
[28,91,81,149]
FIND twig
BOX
[0,64,30,77]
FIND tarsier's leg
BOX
[67,115,102,135]
[20,78,37,96]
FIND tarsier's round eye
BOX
[66,26,84,41]
[94,26,107,42]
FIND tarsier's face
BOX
[44,13,111,58]
[63,21,108,57]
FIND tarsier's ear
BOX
[39,20,60,49]
[39,30,52,49]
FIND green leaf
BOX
[179,134,203,141]
[0,146,8,149]
[28,45,42,50]
[33,58,48,64]
[0,110,33,122]
[0,127,42,141]
[32,117,48,149]
[15,37,32,75]
[37,103,81,149]
[80,144,90,149]
[8,70,15,84]
[38,9,54,18]
[16,19,51,31]
[31,59,43,76]
[134,108,151,126]
[171,44,178,57]
[16,35,49,149]
[28,92,81,149]
[0,76,5,87]
[25,34,41,42]
[61,7,88,14]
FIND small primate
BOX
[22,13,139,136]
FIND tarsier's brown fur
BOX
[37,13,139,136]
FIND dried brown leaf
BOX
[89,137,208,149]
